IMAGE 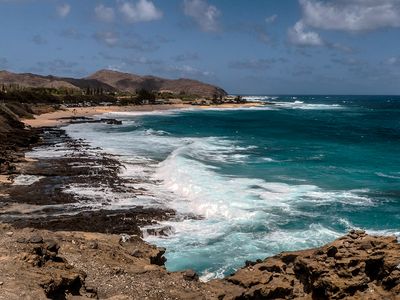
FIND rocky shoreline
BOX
[0,105,400,299]
[1,225,399,299]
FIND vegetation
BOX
[234,95,246,104]
[0,83,247,106]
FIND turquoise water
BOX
[66,96,400,279]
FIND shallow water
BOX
[64,95,400,279]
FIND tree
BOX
[234,95,244,104]
[136,89,156,104]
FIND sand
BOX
[23,103,263,128]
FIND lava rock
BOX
[183,270,199,281]
[29,235,43,244]
[45,240,60,253]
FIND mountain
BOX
[87,70,227,98]
[0,70,116,92]
[0,69,227,98]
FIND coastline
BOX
[1,103,400,299]
[23,102,263,128]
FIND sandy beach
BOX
[23,102,263,128]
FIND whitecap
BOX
[375,172,400,179]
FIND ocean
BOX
[65,95,400,280]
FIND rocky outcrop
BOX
[0,225,398,299]
[0,103,39,175]
[209,230,400,299]
[0,224,213,299]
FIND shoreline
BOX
[1,103,400,298]
[23,102,264,128]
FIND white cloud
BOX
[299,0,400,32]
[158,64,211,77]
[56,3,70,18]
[288,21,324,46]
[94,31,119,47]
[265,14,277,24]
[95,4,115,22]
[183,0,220,32]
[386,56,400,66]
[118,0,162,23]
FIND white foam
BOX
[242,96,278,102]
[271,101,343,110]
[375,172,400,179]
[27,144,76,159]
[12,175,44,186]
[54,109,378,280]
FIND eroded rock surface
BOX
[0,225,399,300]
[0,224,216,300]
[209,230,400,299]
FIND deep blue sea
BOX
[66,95,400,280]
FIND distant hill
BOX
[87,70,227,98]
[0,71,116,92]
[0,69,227,98]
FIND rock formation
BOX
[0,225,399,299]
[209,230,400,299]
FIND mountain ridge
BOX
[0,69,227,98]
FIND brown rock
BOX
[183,270,199,281]
[29,235,43,244]
[215,232,400,299]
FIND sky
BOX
[1,0,400,95]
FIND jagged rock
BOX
[183,270,199,281]
[150,247,167,266]
[45,240,60,253]
[213,232,400,299]
[144,225,174,237]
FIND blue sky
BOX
[1,0,400,94]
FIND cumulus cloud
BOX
[118,0,162,23]
[95,4,115,22]
[288,21,324,46]
[56,3,70,18]
[299,0,400,32]
[183,0,220,32]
